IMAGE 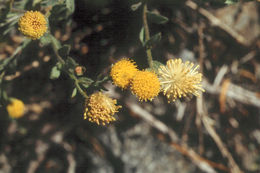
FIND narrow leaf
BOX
[58,45,71,58]
[49,4,68,21]
[131,2,142,11]
[32,0,42,7]
[139,27,145,46]
[225,0,238,4]
[65,57,78,68]
[144,32,161,49]
[147,11,168,24]
[71,88,77,98]
[0,39,31,71]
[78,77,94,89]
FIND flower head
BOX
[110,58,138,89]
[130,70,160,101]
[84,92,121,125]
[18,11,47,40]
[158,58,204,102]
[6,98,25,118]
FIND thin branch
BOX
[197,92,243,173]
[186,0,249,46]
[125,101,227,173]
[203,79,260,108]
[143,3,153,68]
[197,20,206,155]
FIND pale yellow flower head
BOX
[18,11,47,40]
[130,70,160,102]
[110,58,138,89]
[6,98,25,118]
[158,58,204,102]
[84,92,121,125]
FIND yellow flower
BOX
[84,92,122,125]
[158,58,204,102]
[130,70,160,101]
[18,11,47,40]
[110,58,138,89]
[6,98,25,118]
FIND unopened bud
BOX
[75,66,85,76]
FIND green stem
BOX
[50,39,65,65]
[50,36,88,99]
[69,73,89,99]
[9,0,14,10]
[143,3,153,68]
[53,49,65,65]
[0,39,31,72]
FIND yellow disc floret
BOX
[6,98,25,118]
[110,58,138,89]
[84,92,122,125]
[18,11,47,40]
[130,70,160,101]
[158,58,205,102]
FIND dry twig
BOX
[203,80,260,108]
[186,0,249,46]
[197,95,243,173]
[126,101,230,173]
[219,79,231,113]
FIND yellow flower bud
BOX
[6,98,25,118]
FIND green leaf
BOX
[147,11,168,24]
[56,62,63,70]
[131,2,142,11]
[65,0,75,14]
[1,90,9,102]
[2,25,14,36]
[64,57,78,74]
[144,32,161,49]
[13,0,30,9]
[100,86,108,92]
[32,0,42,7]
[40,0,59,6]
[50,34,62,50]
[139,27,145,46]
[71,88,77,98]
[150,60,164,74]
[50,65,61,79]
[78,77,94,89]
[58,45,71,58]
[65,57,78,68]
[225,0,238,4]
[39,33,52,46]
[0,14,20,38]
[49,4,68,22]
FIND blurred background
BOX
[0,0,260,172]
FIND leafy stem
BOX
[68,73,89,99]
[50,36,88,99]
